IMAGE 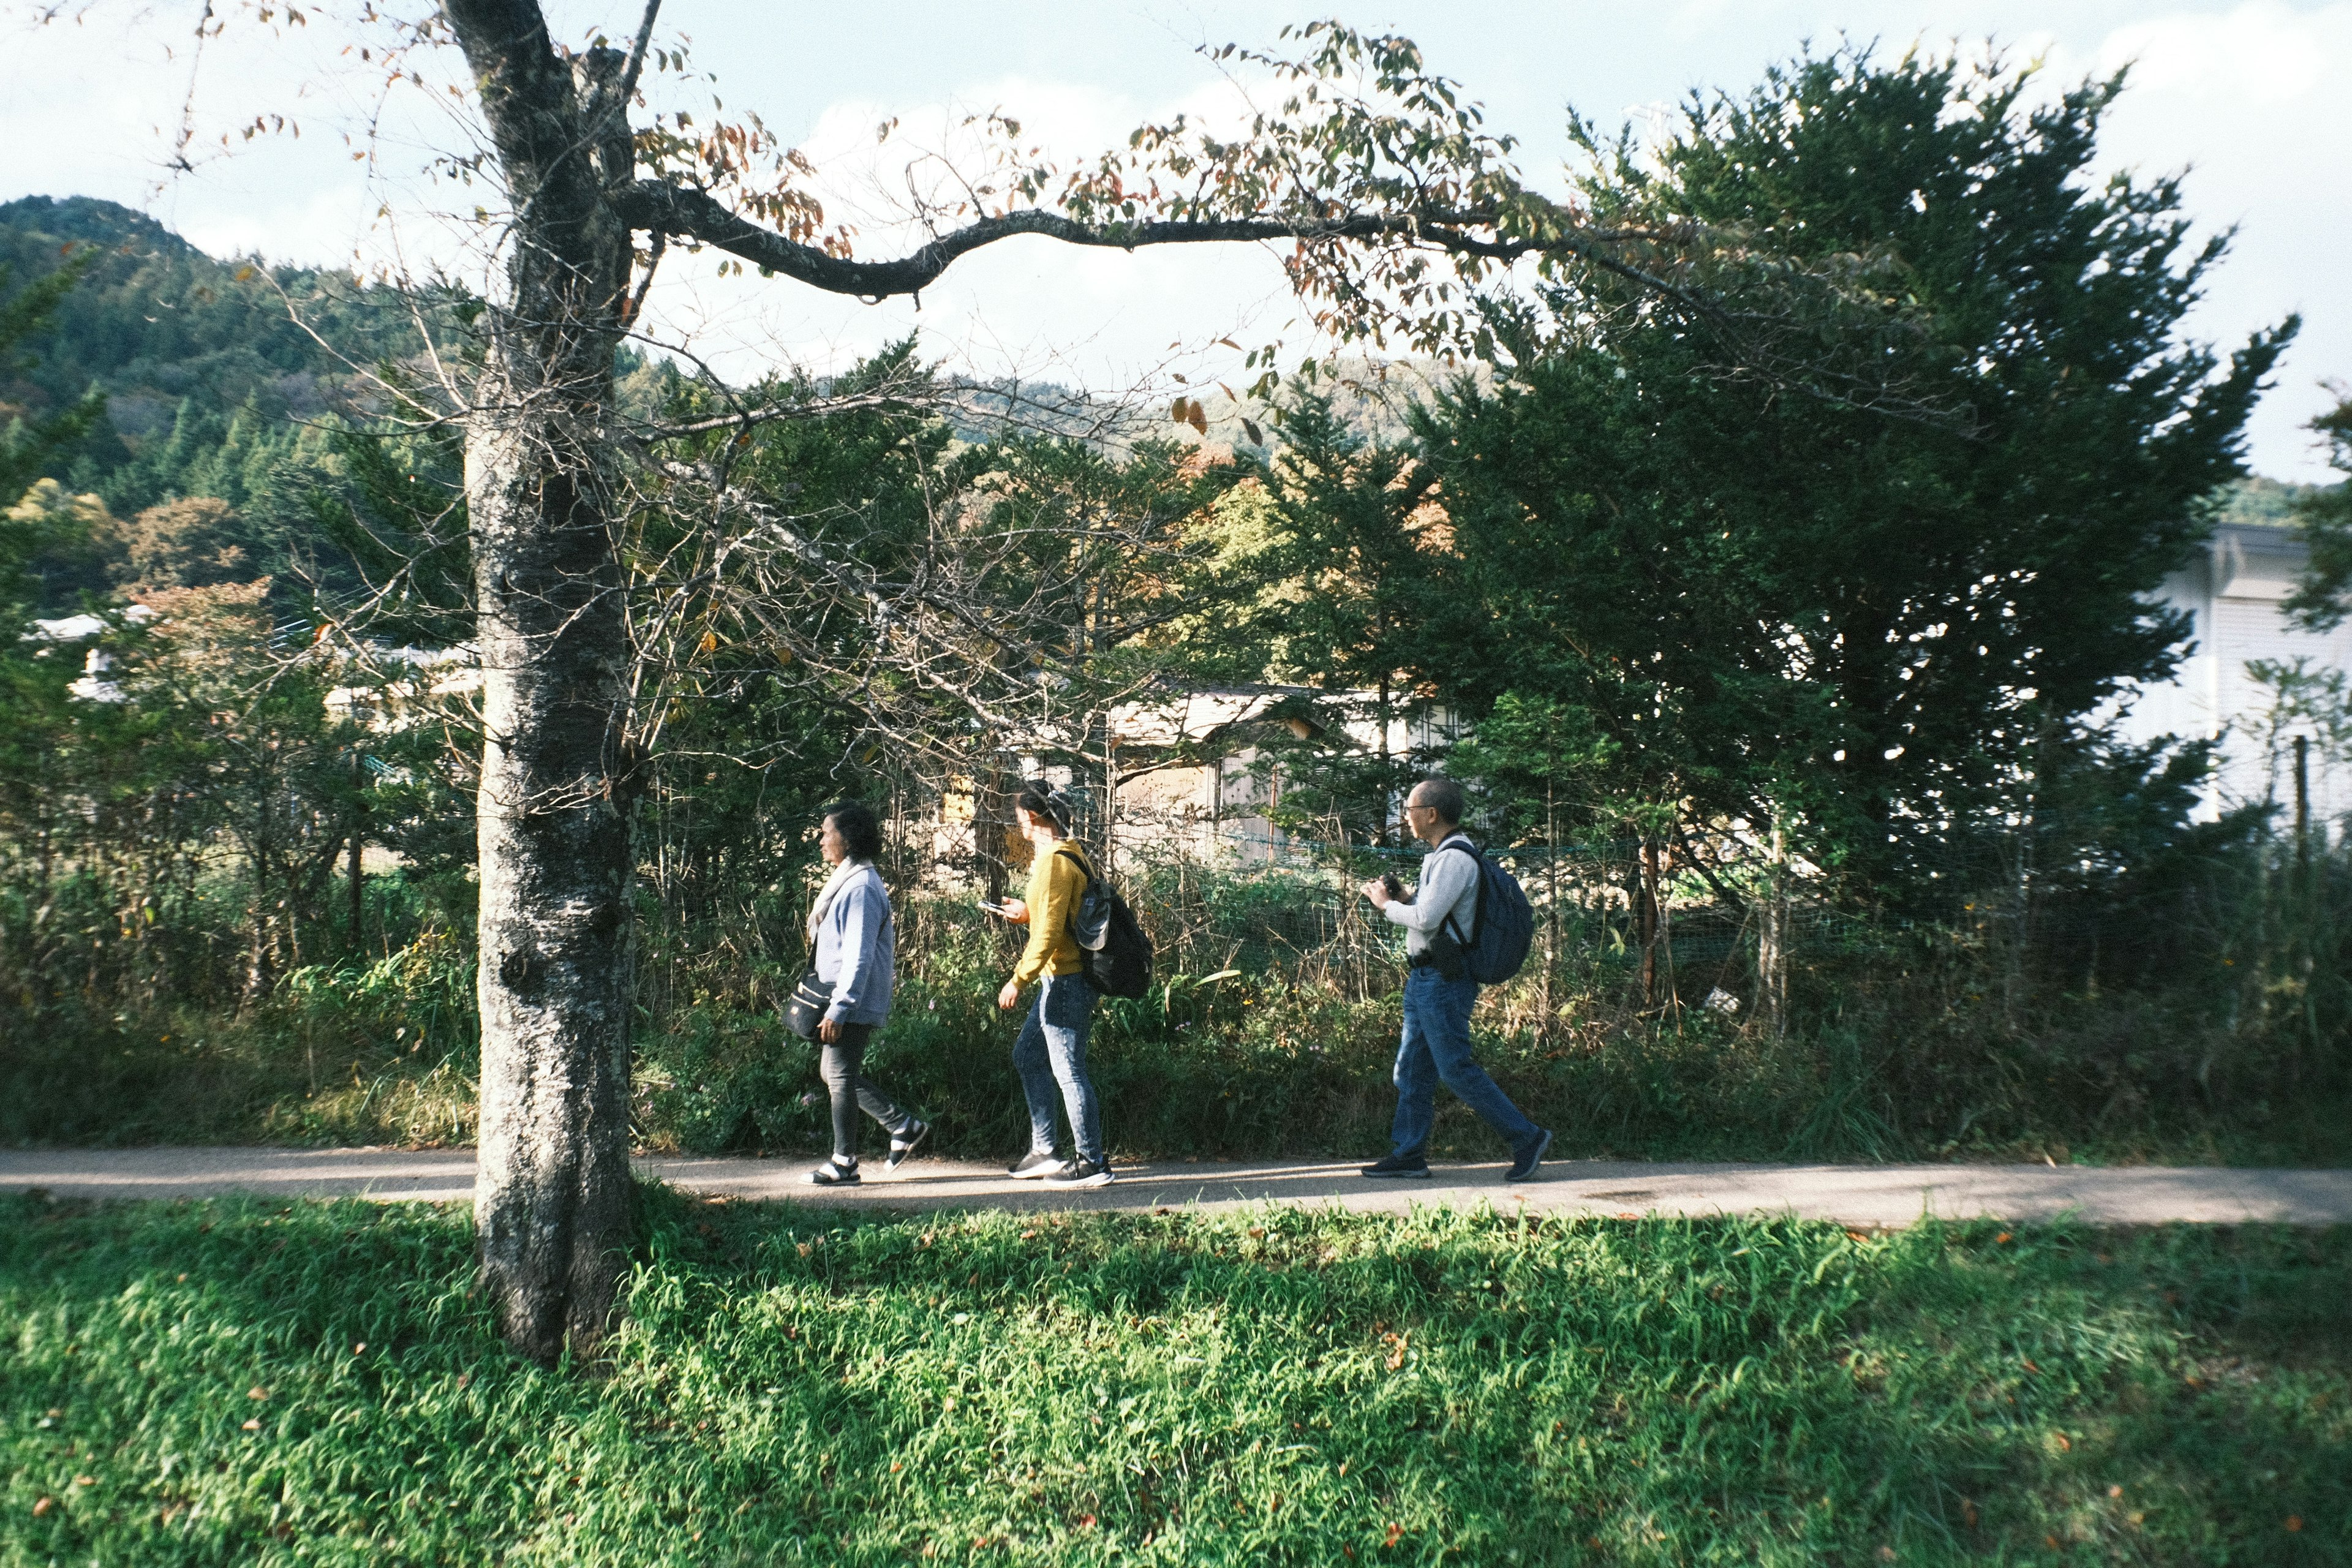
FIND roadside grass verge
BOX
[10,978,2348,1168]
[4,1191,2346,1566]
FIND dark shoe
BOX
[1046,1159,1115,1189]
[807,1158,861,1187]
[887,1120,932,1170]
[1505,1128,1553,1182]
[1360,1150,1432,1180]
[1008,1150,1068,1180]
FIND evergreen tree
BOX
[1414,45,2289,883]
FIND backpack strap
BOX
[1435,839,1485,951]
[1050,840,1094,888]
[1050,840,1095,946]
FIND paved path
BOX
[4,1147,2349,1226]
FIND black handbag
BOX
[782,952,832,1041]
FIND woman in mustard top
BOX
[991,780,1113,1188]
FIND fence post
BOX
[1638,836,1660,1009]
[1760,804,1788,1036]
[347,748,366,956]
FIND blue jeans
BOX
[1389,965,1540,1155]
[1013,973,1104,1166]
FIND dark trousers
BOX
[819,1023,915,1160]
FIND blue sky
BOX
[4,0,2344,480]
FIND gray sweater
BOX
[812,862,895,1025]
[1381,832,1482,958]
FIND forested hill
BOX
[0,195,438,508]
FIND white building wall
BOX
[2115,523,2352,828]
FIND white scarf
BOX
[806,857,869,946]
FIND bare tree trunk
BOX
[446,7,641,1363]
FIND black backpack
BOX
[1438,841,1536,985]
[1054,843,1155,998]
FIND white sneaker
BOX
[1008,1150,1068,1180]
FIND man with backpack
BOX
[1357,777,1553,1182]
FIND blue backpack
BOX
[1438,842,1535,985]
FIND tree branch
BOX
[611,180,1644,303]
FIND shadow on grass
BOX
[2,1185,2346,1566]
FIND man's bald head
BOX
[1409,777,1464,826]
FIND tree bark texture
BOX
[446,2,639,1362]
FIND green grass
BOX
[4,1192,2346,1566]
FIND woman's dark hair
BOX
[1014,778,1076,836]
[823,800,884,861]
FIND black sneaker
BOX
[1046,1159,1115,1189]
[1504,1127,1553,1182]
[887,1120,931,1170]
[1360,1150,1432,1180]
[1008,1150,1068,1180]
[807,1158,861,1187]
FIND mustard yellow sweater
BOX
[1012,842,1091,987]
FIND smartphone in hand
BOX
[979,901,1012,917]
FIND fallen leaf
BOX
[1079,1513,1097,1528]
[32,1498,52,1517]
[1248,1226,1266,1239]
[241,1419,261,1431]
[2288,1517,2304,1532]
[1384,1521,1404,1548]
[1995,1232,2013,1244]
[1961,1499,1978,1528]
[72,1477,92,1487]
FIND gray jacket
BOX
[813,862,895,1025]
[1381,832,1481,959]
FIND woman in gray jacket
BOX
[804,801,929,1186]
